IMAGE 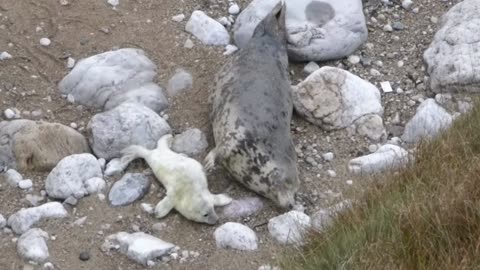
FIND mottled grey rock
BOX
[108,173,151,207]
[221,197,264,218]
[45,154,103,199]
[268,210,311,245]
[424,0,480,93]
[171,129,208,156]
[402,99,453,144]
[233,0,281,48]
[17,228,49,263]
[0,120,90,172]
[286,0,368,61]
[8,202,68,234]
[186,11,230,45]
[214,222,258,251]
[102,232,175,266]
[293,67,385,140]
[58,48,168,113]
[348,144,410,175]
[167,69,193,97]
[87,102,171,160]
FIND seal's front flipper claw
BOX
[204,150,216,172]
[154,196,174,219]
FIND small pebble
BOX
[172,14,185,22]
[402,0,413,9]
[392,22,405,30]
[370,69,381,76]
[184,39,194,49]
[346,180,353,185]
[347,55,360,65]
[67,94,75,103]
[4,109,15,119]
[79,251,90,261]
[383,24,393,32]
[368,144,378,153]
[322,152,334,161]
[327,170,337,177]
[18,179,33,190]
[430,16,438,24]
[228,4,240,15]
[40,38,51,46]
[70,123,78,129]
[223,45,238,55]
[0,51,12,60]
[67,57,75,68]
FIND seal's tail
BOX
[253,0,287,43]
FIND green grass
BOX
[281,102,480,270]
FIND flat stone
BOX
[214,222,258,251]
[45,154,103,200]
[221,197,264,219]
[87,102,171,160]
[348,144,410,175]
[8,202,68,234]
[102,232,175,266]
[108,173,151,207]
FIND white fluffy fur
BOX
[120,134,232,224]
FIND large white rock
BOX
[424,0,480,93]
[8,202,68,234]
[348,144,410,175]
[186,11,230,46]
[285,0,368,61]
[87,102,171,160]
[58,48,168,113]
[45,154,103,199]
[102,232,175,266]
[402,99,453,144]
[268,210,311,245]
[232,0,281,48]
[293,67,385,140]
[17,228,50,263]
[171,128,208,156]
[214,222,258,251]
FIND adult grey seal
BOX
[206,3,299,209]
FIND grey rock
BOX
[232,0,281,48]
[221,197,264,219]
[424,0,480,93]
[18,179,33,190]
[286,0,368,61]
[45,154,103,200]
[348,144,410,175]
[17,228,49,263]
[392,21,405,30]
[25,194,45,207]
[311,200,352,231]
[402,99,453,144]
[108,173,151,207]
[102,232,175,266]
[58,48,168,113]
[64,196,78,206]
[171,129,208,156]
[303,61,320,75]
[167,69,193,97]
[87,102,171,160]
[214,222,258,251]
[186,11,230,45]
[8,202,68,234]
[267,210,311,245]
[293,67,385,140]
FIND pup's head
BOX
[267,165,299,209]
[176,193,219,225]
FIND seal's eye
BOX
[203,213,209,217]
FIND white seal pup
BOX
[120,134,232,225]
[206,3,299,209]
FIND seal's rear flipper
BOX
[252,0,287,43]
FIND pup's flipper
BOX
[204,149,216,172]
[213,194,233,206]
[154,196,174,218]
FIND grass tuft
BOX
[281,101,480,270]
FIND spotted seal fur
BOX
[205,3,299,209]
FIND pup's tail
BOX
[120,145,150,166]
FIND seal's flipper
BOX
[252,0,287,44]
[204,149,217,172]
[157,134,174,150]
[120,145,149,166]
[154,196,174,218]
[212,194,233,206]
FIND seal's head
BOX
[176,193,219,225]
[267,165,299,209]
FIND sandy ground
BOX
[0,0,462,269]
